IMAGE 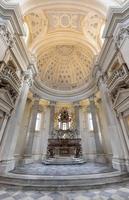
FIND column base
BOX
[85,153,108,164]
[0,159,16,174]
[124,159,129,172]
[32,154,42,161]
[112,158,127,171]
[17,154,34,165]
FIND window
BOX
[88,113,94,131]
[62,122,67,130]
[35,113,42,131]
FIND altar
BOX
[47,138,82,158]
[46,108,82,159]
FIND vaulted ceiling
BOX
[18,0,128,93]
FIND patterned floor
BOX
[1,181,129,200]
[12,162,115,176]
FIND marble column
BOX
[118,113,129,168]
[79,106,88,160]
[24,94,40,158]
[74,101,80,137]
[40,106,51,160]
[88,96,103,155]
[98,77,129,170]
[96,99,112,162]
[0,113,9,143]
[0,71,32,172]
[49,101,56,137]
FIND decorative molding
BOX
[113,88,129,108]
[32,79,97,102]
[23,68,34,87]
[0,24,15,47]
[115,26,129,47]
[0,88,15,114]
[103,1,129,38]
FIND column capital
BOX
[33,93,40,100]
[115,25,129,48]
[73,101,80,107]
[0,24,14,48]
[88,95,95,102]
[23,68,34,87]
[49,101,56,107]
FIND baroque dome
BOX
[37,45,94,91]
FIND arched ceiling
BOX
[17,0,128,99]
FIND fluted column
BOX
[88,96,103,154]
[0,113,9,143]
[73,101,80,137]
[0,70,32,172]
[98,76,129,170]
[41,105,51,160]
[49,101,56,137]
[24,94,40,157]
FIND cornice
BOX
[0,0,24,35]
[21,0,106,17]
[103,1,129,38]
[94,2,129,78]
[31,79,97,102]
[0,0,38,74]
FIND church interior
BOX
[1,0,129,199]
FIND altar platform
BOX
[0,162,128,191]
[12,162,115,176]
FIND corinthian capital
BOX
[23,68,33,87]
[0,24,15,47]
[116,26,129,47]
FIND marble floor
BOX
[12,162,115,176]
[1,181,129,200]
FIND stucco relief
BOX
[24,8,104,52]
[82,12,104,48]
[24,10,48,45]
[46,11,84,32]
[37,45,93,91]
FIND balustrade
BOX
[0,61,21,93]
[107,64,129,92]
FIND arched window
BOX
[62,122,67,130]
[88,112,94,131]
[35,113,42,131]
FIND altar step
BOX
[43,157,85,165]
[0,171,128,191]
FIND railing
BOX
[0,62,21,92]
[107,64,129,92]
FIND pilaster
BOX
[24,94,40,159]
[73,101,80,137]
[98,75,129,171]
[49,101,56,137]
